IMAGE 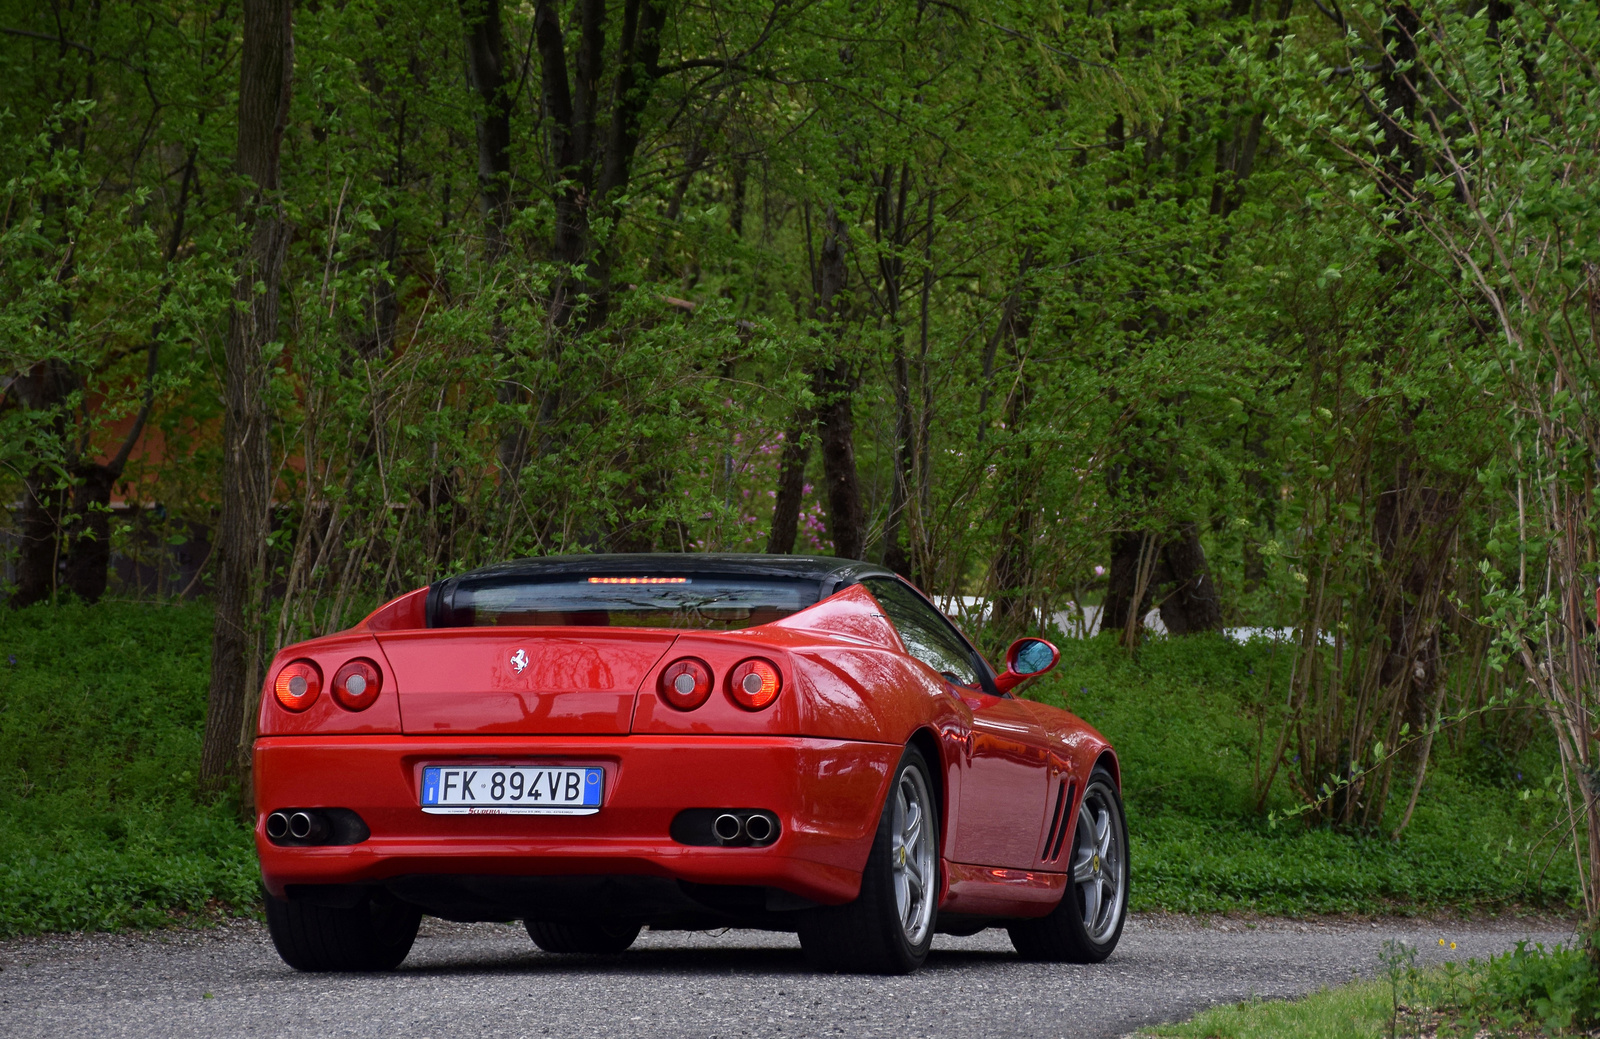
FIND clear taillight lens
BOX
[728,658,781,710]
[332,658,382,711]
[659,658,713,710]
[274,660,322,712]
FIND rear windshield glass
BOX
[431,575,822,629]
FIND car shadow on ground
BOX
[384,943,1027,980]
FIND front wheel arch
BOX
[1093,748,1121,791]
[1007,764,1128,962]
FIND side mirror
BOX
[994,637,1060,694]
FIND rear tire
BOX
[1007,766,1128,962]
[797,744,939,974]
[525,919,641,954]
[265,888,421,972]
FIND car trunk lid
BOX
[376,629,679,735]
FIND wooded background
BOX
[3,0,1598,921]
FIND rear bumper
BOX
[253,735,899,907]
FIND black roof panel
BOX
[424,553,897,629]
[435,552,895,588]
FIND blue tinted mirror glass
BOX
[1012,639,1054,675]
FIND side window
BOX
[862,577,983,687]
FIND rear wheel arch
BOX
[906,726,944,824]
[799,741,940,973]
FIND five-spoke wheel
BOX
[891,756,937,948]
[1069,777,1126,944]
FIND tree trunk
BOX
[1105,525,1224,637]
[62,464,117,602]
[535,0,668,326]
[877,164,914,578]
[530,0,669,470]
[13,471,65,607]
[459,0,531,493]
[1157,522,1223,634]
[811,207,863,560]
[990,490,1035,637]
[1241,418,1273,592]
[1373,465,1459,777]
[460,0,512,260]
[882,336,914,577]
[990,438,1038,636]
[817,359,864,560]
[1103,530,1156,636]
[988,271,1040,635]
[976,247,1036,445]
[766,411,813,554]
[200,0,294,794]
[8,360,75,608]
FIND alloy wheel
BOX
[1070,782,1126,943]
[891,764,936,946]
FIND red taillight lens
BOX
[332,658,382,711]
[728,658,782,710]
[274,660,322,712]
[659,657,713,710]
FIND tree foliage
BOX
[2,0,1597,926]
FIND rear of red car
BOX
[253,556,910,947]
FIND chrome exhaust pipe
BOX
[743,813,775,844]
[287,810,331,843]
[712,813,744,844]
[265,811,290,840]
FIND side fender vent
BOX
[1041,780,1074,863]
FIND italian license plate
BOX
[420,765,603,815]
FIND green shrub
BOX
[1029,632,1581,914]
[0,601,257,937]
[1476,942,1600,1034]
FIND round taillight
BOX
[659,657,713,711]
[333,658,382,711]
[274,659,322,712]
[728,658,782,710]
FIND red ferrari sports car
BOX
[255,554,1127,974]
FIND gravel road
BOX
[0,914,1576,1039]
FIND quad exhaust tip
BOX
[709,810,779,846]
[712,813,744,844]
[743,813,775,843]
[668,808,784,848]
[265,808,342,845]
[288,811,315,839]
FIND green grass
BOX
[1138,979,1392,1038]
[0,603,1580,937]
[1142,942,1600,1037]
[0,602,258,937]
[1026,633,1580,915]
